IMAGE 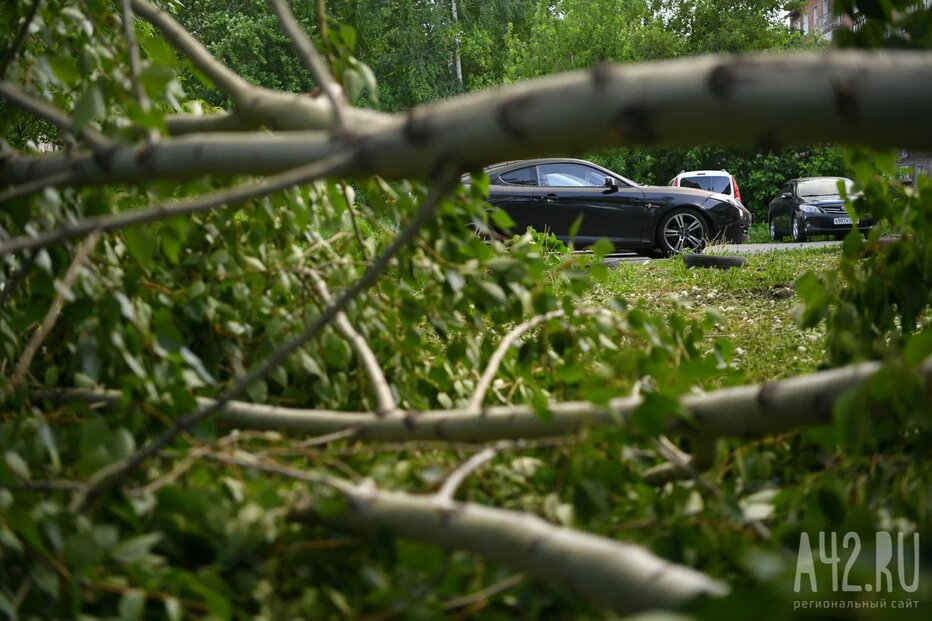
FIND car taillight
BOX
[732,176,742,203]
[672,178,679,187]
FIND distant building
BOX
[898,151,932,184]
[788,0,850,41]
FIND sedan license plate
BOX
[833,217,853,225]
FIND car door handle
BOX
[540,193,557,202]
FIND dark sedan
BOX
[481,159,751,255]
[767,177,874,242]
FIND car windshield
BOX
[679,175,731,194]
[798,178,854,197]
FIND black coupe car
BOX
[767,177,874,242]
[481,159,751,255]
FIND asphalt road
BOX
[599,240,842,266]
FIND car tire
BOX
[656,209,708,256]
[792,215,807,243]
[769,218,781,242]
[682,254,747,269]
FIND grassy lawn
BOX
[589,246,840,383]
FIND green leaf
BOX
[119,589,146,621]
[45,54,82,87]
[111,533,162,565]
[72,85,105,132]
[3,451,30,480]
[568,214,584,241]
[246,379,268,403]
[123,228,158,270]
[491,208,516,231]
[590,237,615,259]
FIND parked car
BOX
[482,159,751,255]
[668,170,744,207]
[767,177,873,242]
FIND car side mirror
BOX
[604,177,618,192]
[780,192,792,199]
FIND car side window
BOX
[539,163,604,187]
[499,166,538,186]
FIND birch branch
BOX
[3,50,932,189]
[289,471,728,615]
[130,0,390,132]
[436,443,505,503]
[0,150,356,257]
[304,268,398,414]
[9,233,100,390]
[48,358,932,444]
[129,0,252,100]
[0,81,111,152]
[204,452,728,615]
[468,310,565,411]
[69,165,461,511]
[120,0,151,118]
[268,0,347,133]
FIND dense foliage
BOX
[0,1,930,620]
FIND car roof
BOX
[485,158,641,187]
[485,158,600,173]
[676,170,732,177]
[785,176,851,183]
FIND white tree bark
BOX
[47,358,932,443]
[3,51,932,190]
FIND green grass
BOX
[588,246,840,383]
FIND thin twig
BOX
[652,437,771,540]
[203,451,352,492]
[120,0,157,141]
[441,573,526,611]
[316,0,334,66]
[437,442,507,503]
[342,182,370,262]
[70,165,461,512]
[10,233,100,389]
[0,81,111,152]
[0,169,74,204]
[0,150,356,258]
[0,0,42,78]
[268,0,347,133]
[131,0,251,99]
[468,310,565,411]
[303,268,397,414]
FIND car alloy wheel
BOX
[792,215,807,242]
[769,219,778,241]
[660,210,707,254]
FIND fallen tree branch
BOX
[130,0,251,100]
[48,358,932,444]
[303,268,397,415]
[0,81,111,152]
[9,233,100,389]
[2,50,932,189]
[468,310,565,411]
[436,443,505,503]
[650,437,772,540]
[0,150,356,257]
[642,436,717,485]
[130,0,389,133]
[0,168,74,204]
[120,0,152,122]
[69,164,461,511]
[441,573,526,611]
[268,0,347,133]
[204,452,728,615]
